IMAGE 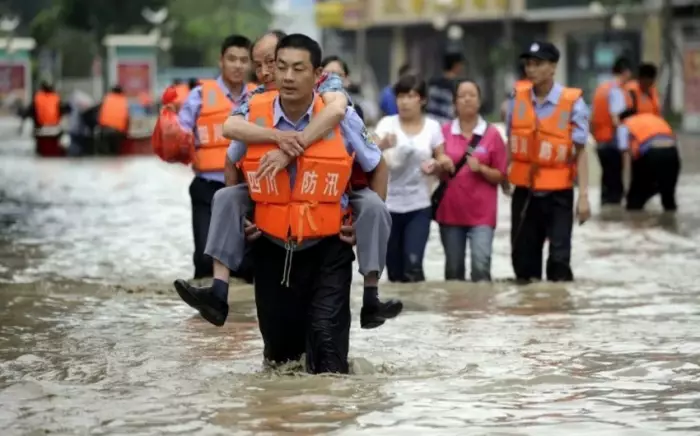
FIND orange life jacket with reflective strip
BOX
[194,80,233,172]
[34,91,61,126]
[509,83,582,191]
[622,113,674,159]
[624,80,661,116]
[241,93,353,243]
[98,93,129,133]
[590,80,619,143]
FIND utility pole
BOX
[354,0,367,85]
[660,0,673,117]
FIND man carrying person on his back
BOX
[173,30,401,330]
[233,34,384,373]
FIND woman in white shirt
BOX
[375,75,454,282]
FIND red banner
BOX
[683,44,700,114]
[117,62,151,97]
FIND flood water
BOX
[2,124,700,435]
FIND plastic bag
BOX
[152,86,194,164]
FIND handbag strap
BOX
[448,127,486,180]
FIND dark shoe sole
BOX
[173,279,200,310]
[360,300,404,330]
[173,280,227,327]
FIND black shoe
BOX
[173,279,229,327]
[360,299,403,330]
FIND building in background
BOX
[315,0,699,125]
[272,0,321,42]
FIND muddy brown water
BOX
[2,128,700,435]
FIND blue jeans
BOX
[386,207,432,283]
[439,224,494,282]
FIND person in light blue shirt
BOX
[617,112,679,211]
[197,34,390,374]
[174,34,252,280]
[591,57,633,205]
[505,41,591,284]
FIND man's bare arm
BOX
[224,156,241,186]
[222,114,281,143]
[575,144,589,196]
[366,156,389,201]
[300,91,348,146]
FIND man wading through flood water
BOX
[227,34,387,373]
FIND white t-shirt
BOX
[375,115,445,213]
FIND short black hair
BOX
[638,62,657,80]
[172,78,182,85]
[275,33,322,69]
[612,57,633,74]
[111,85,123,94]
[398,64,412,76]
[220,34,251,56]
[453,78,482,102]
[251,30,287,56]
[321,55,350,76]
[187,78,199,90]
[393,74,427,99]
[443,52,464,72]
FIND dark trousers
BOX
[253,236,354,374]
[190,177,225,279]
[511,187,574,283]
[386,207,432,283]
[597,145,624,205]
[97,128,125,155]
[626,147,681,212]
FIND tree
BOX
[168,0,274,65]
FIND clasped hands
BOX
[246,130,356,245]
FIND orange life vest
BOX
[98,93,129,133]
[34,91,61,126]
[624,80,661,116]
[241,93,353,243]
[194,80,234,172]
[509,83,582,191]
[590,80,619,143]
[514,79,531,91]
[622,113,674,159]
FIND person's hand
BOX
[500,181,512,197]
[420,158,437,175]
[467,156,481,172]
[275,131,305,156]
[244,219,261,241]
[255,149,292,180]
[339,224,356,245]
[378,133,396,151]
[576,194,591,224]
[436,155,455,174]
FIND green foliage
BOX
[169,0,274,65]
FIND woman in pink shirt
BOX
[435,79,508,281]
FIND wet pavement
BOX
[2,125,700,435]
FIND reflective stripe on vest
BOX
[508,83,581,191]
[98,93,129,132]
[591,80,615,143]
[241,93,353,243]
[624,80,661,116]
[623,113,674,159]
[34,91,61,126]
[193,80,233,172]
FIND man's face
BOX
[219,46,250,85]
[275,47,320,103]
[524,58,555,86]
[252,35,279,89]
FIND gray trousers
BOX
[204,184,391,277]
